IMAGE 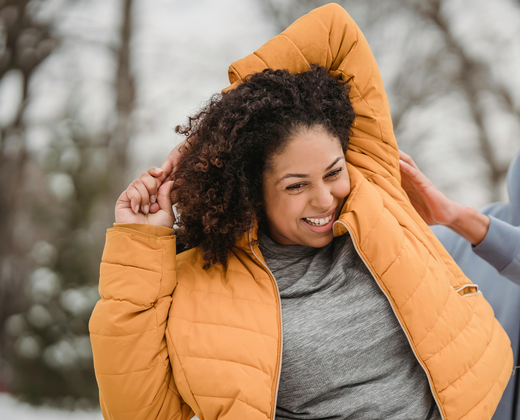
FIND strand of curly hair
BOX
[173,65,356,269]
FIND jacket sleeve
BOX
[472,216,520,284]
[226,3,400,180]
[89,223,194,420]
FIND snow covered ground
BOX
[0,393,200,420]
[0,393,103,420]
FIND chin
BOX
[302,232,334,248]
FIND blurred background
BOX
[0,0,519,417]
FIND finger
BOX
[157,180,175,215]
[139,171,160,204]
[160,141,185,179]
[147,166,165,185]
[126,185,142,214]
[398,150,419,170]
[399,158,412,170]
[149,202,160,213]
[399,159,420,180]
[131,179,151,214]
[115,189,133,213]
[170,184,179,205]
[117,189,131,206]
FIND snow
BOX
[0,393,103,420]
[0,393,200,420]
[1,393,209,420]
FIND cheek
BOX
[265,191,307,225]
[263,189,286,226]
[333,176,351,198]
[284,195,308,220]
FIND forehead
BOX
[268,128,344,175]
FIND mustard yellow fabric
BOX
[89,4,513,420]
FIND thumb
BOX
[157,180,174,214]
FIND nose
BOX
[310,183,334,210]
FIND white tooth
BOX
[310,218,316,224]
[320,218,325,225]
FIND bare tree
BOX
[0,0,57,366]
[415,0,511,200]
[110,0,136,196]
[0,0,137,403]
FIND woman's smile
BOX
[301,207,338,233]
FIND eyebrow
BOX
[276,156,344,184]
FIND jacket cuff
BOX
[100,223,177,305]
[500,252,520,284]
[112,223,174,237]
[472,216,520,273]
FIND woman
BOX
[89,4,512,420]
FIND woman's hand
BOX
[147,141,185,205]
[398,150,460,226]
[115,167,175,228]
[115,141,185,228]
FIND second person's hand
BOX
[398,150,460,226]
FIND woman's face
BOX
[263,126,351,247]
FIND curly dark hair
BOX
[173,65,356,268]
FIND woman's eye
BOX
[326,168,342,178]
[286,183,304,191]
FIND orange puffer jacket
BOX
[89,4,513,420]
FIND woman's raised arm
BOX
[226,3,399,180]
[89,175,194,420]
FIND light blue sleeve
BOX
[472,215,520,285]
[430,224,459,255]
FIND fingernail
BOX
[144,204,149,214]
[134,205,139,214]
[155,167,163,174]
[150,195,156,203]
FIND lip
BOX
[302,208,336,220]
[300,208,338,234]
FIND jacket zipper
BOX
[333,220,446,420]
[248,229,283,420]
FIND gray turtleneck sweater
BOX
[258,231,441,420]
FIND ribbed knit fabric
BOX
[259,231,441,420]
